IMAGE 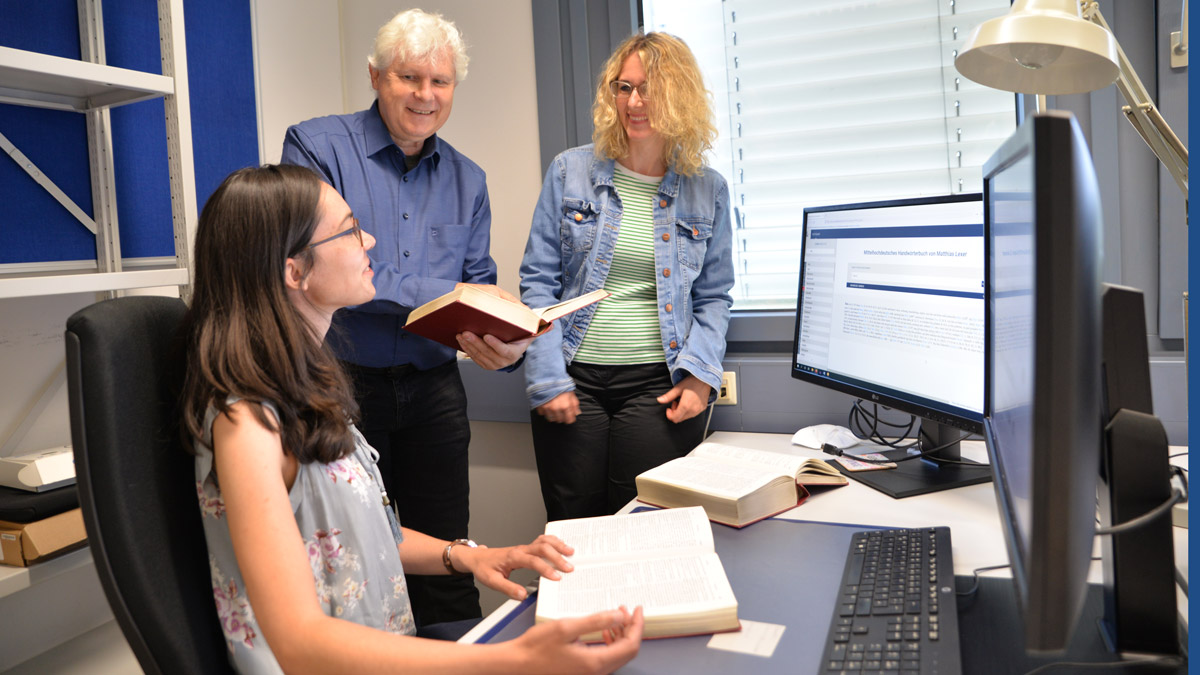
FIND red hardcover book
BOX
[403,287,608,350]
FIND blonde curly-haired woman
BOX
[520,32,735,521]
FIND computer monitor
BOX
[791,193,993,498]
[982,110,1103,654]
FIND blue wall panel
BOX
[185,0,260,209]
[0,0,258,264]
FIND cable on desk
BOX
[824,426,980,467]
[839,400,988,467]
[1094,489,1185,535]
[1094,467,1188,536]
[1021,655,1185,674]
[956,563,1010,598]
[702,401,715,439]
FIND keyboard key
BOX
[821,528,961,674]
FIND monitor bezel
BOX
[790,192,986,436]
[982,111,1103,655]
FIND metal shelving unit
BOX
[0,0,196,299]
[0,2,197,666]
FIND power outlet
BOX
[716,371,738,405]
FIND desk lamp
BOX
[954,0,1188,201]
[955,0,1189,376]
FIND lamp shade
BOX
[955,0,1120,95]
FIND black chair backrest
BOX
[66,296,234,675]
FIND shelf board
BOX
[0,46,174,112]
[0,547,93,599]
[0,267,189,299]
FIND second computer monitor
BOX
[983,111,1103,654]
[792,193,991,498]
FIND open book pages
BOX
[536,506,740,640]
[533,288,611,322]
[689,442,848,486]
[635,442,835,527]
[794,459,851,486]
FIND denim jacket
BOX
[519,145,734,409]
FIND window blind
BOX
[643,0,1017,308]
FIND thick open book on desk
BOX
[635,442,847,527]
[536,506,740,640]
[403,287,608,350]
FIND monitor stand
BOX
[836,422,992,499]
[957,577,1186,672]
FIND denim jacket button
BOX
[662,268,671,278]
[693,228,699,236]
[574,212,583,222]
[662,233,670,242]
[659,199,668,208]
[665,303,673,312]
[669,340,678,349]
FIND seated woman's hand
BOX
[507,606,644,675]
[454,534,575,600]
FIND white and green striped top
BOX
[574,163,665,365]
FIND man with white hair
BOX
[282,8,528,626]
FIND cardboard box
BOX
[0,508,87,567]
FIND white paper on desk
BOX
[707,619,786,657]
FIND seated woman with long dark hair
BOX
[179,164,642,674]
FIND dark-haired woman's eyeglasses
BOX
[306,218,363,249]
[609,80,650,101]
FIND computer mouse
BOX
[792,424,860,450]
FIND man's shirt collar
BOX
[364,100,442,168]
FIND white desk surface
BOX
[699,431,1009,578]
[699,432,1187,598]
[464,431,1189,644]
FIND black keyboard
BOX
[820,527,962,674]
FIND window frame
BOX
[530,0,1186,354]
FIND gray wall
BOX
[462,354,1189,446]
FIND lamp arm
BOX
[1082,1,1188,201]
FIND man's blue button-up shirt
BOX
[281,101,497,369]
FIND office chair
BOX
[65,296,235,675]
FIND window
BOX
[642,0,1017,309]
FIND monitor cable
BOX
[827,402,980,466]
[1093,466,1188,536]
[821,434,975,465]
[701,400,715,439]
[847,400,919,450]
[956,563,1010,598]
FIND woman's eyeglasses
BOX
[609,80,650,101]
[306,218,363,250]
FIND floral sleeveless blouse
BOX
[195,401,416,673]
